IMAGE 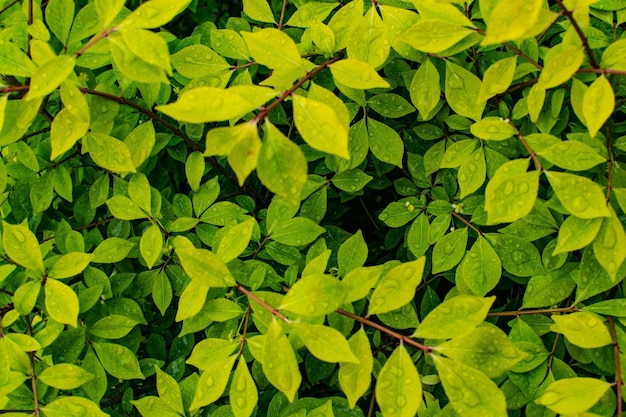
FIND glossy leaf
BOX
[217,218,255,263]
[338,230,368,277]
[546,171,609,219]
[342,265,384,303]
[93,342,145,380]
[140,224,163,269]
[177,247,236,287]
[470,117,517,141]
[338,329,373,409]
[486,233,544,277]
[537,140,605,171]
[485,159,539,225]
[415,295,495,340]
[230,357,258,417]
[329,59,390,89]
[90,315,140,339]
[482,0,542,44]
[41,397,107,417]
[84,133,136,173]
[48,252,94,279]
[375,344,422,417]
[433,355,507,417]
[369,257,426,315]
[39,364,94,390]
[431,227,468,274]
[478,56,517,102]
[190,355,237,410]
[456,235,501,296]
[2,222,44,275]
[592,207,626,281]
[242,0,275,23]
[445,61,483,121]
[535,378,611,414]
[26,55,75,100]
[45,278,79,327]
[403,19,473,53]
[263,320,301,402]
[521,263,577,308]
[120,0,192,29]
[279,273,343,316]
[583,75,614,138]
[550,311,612,348]
[367,118,403,168]
[409,58,440,119]
[293,322,359,363]
[538,44,584,89]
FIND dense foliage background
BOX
[0,0,625,416]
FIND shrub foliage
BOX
[0,0,625,416]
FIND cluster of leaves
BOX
[0,0,626,416]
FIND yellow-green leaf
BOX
[538,44,584,89]
[583,75,614,138]
[230,357,258,417]
[263,320,301,402]
[120,0,191,29]
[409,58,440,120]
[293,94,349,159]
[485,159,539,224]
[338,328,373,409]
[537,140,606,171]
[217,218,255,263]
[478,56,517,102]
[546,171,609,219]
[553,216,602,255]
[92,342,145,380]
[294,322,359,363]
[286,2,338,27]
[42,397,107,417]
[368,257,425,315]
[48,252,94,279]
[84,133,136,173]
[280,273,343,316]
[242,28,310,73]
[375,344,422,417]
[535,378,611,414]
[367,118,403,168]
[403,19,473,53]
[2,222,44,275]
[257,122,307,206]
[433,355,506,417]
[26,55,75,100]
[482,0,542,45]
[456,235,501,296]
[171,44,230,78]
[177,246,236,287]
[470,117,517,141]
[50,108,89,160]
[45,278,79,327]
[445,61,483,121]
[550,311,612,348]
[329,59,390,89]
[190,355,237,410]
[415,295,494,340]
[140,224,163,269]
[243,0,275,23]
[593,207,626,281]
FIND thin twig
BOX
[76,28,118,57]
[487,306,580,317]
[336,308,434,353]
[451,211,482,236]
[236,284,291,322]
[605,124,614,202]
[0,0,20,16]
[277,0,288,30]
[607,316,623,417]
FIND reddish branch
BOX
[553,0,599,69]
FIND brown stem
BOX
[76,28,118,58]
[252,53,344,124]
[553,0,599,69]
[238,305,252,355]
[516,130,544,172]
[0,0,19,15]
[40,217,114,243]
[236,284,291,322]
[607,315,623,417]
[229,62,257,71]
[0,85,31,94]
[25,318,40,417]
[336,308,434,353]
[487,306,580,317]
[277,0,288,30]
[474,28,543,70]
[577,68,626,76]
[606,124,614,202]
[451,211,482,236]
[537,11,563,43]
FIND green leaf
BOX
[186,338,238,370]
[485,159,539,224]
[48,252,94,279]
[470,117,517,141]
[0,41,36,77]
[415,295,494,340]
[407,214,430,258]
[342,265,384,303]
[185,151,204,192]
[140,224,163,269]
[403,19,473,53]
[286,2,338,27]
[346,7,389,68]
[243,0,275,23]
[41,397,107,417]
[84,133,136,173]
[368,257,426,315]
[230,357,258,417]
[338,230,368,277]
[535,378,611,414]
[190,355,237,410]
[270,217,325,246]
[458,147,487,198]
[155,367,185,414]
[486,233,544,277]
[456,235,501,296]
[552,216,603,256]
[538,44,584,89]
[409,58,440,119]
[94,0,124,29]
[14,281,40,316]
[583,299,626,317]
[120,0,191,29]
[45,278,79,327]
[478,56,517,102]
[293,322,358,363]
[379,200,419,228]
[368,93,415,118]
[433,355,507,417]
[527,84,546,122]
[293,94,349,159]
[329,59,390,89]
[263,320,301,402]
[482,0,542,44]
[120,28,171,75]
[210,28,249,61]
[328,0,363,50]
[550,311,612,348]
[90,315,140,339]
[441,139,476,169]
[546,171,610,219]
[537,140,606,171]
[367,118,403,168]
[311,22,336,56]
[132,397,180,417]
[431,227,468,274]
[257,122,307,206]
[338,328,373,409]
[177,247,236,287]
[375,344,422,417]
[445,61,483,121]
[279,273,344,316]
[25,55,76,100]
[575,246,621,303]
[39,364,94,390]
[2,222,44,275]
[593,207,626,281]
[583,75,615,138]
[124,121,156,169]
[217,218,255,263]
[92,238,135,263]
[50,109,89,160]
[93,342,145,380]
[45,0,74,44]
[332,169,372,193]
[521,263,577,308]
[106,196,148,220]
[437,324,527,378]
